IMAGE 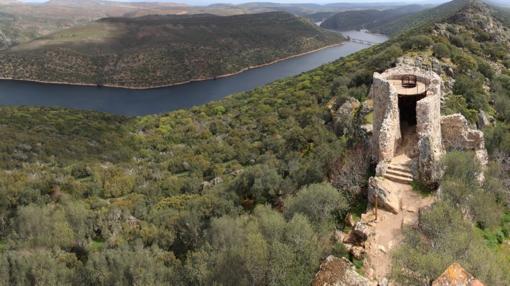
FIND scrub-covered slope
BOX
[0,0,508,285]
[320,5,427,32]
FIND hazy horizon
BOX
[21,0,451,5]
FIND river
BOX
[0,31,387,116]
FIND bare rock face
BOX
[432,263,485,286]
[368,177,400,214]
[333,97,361,136]
[477,110,491,129]
[312,256,376,286]
[441,114,485,151]
[441,113,489,172]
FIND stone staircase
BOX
[383,162,414,184]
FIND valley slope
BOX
[320,5,428,33]
[0,0,509,285]
[0,12,343,88]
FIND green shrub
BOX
[453,73,489,111]
[402,35,434,50]
[452,52,478,72]
[433,43,450,59]
[284,183,348,231]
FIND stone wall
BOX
[370,73,400,162]
[441,113,488,167]
[416,78,443,184]
[371,65,443,185]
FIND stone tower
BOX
[368,62,488,213]
[370,65,443,185]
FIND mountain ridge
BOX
[0,11,343,88]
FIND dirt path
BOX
[363,180,434,281]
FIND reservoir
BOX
[0,31,387,116]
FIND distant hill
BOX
[491,4,510,26]
[372,0,475,35]
[320,5,429,34]
[0,0,191,48]
[486,0,510,7]
[0,1,425,48]
[0,12,343,88]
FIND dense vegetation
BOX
[0,0,188,49]
[320,5,427,32]
[322,0,478,36]
[0,0,509,285]
[0,12,342,88]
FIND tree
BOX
[402,35,433,51]
[284,183,348,231]
[433,43,450,59]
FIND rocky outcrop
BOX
[432,263,485,286]
[367,177,400,214]
[312,256,376,286]
[441,114,485,150]
[441,113,488,168]
[333,97,361,136]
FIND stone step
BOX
[388,164,412,173]
[383,173,414,184]
[386,169,414,180]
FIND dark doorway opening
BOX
[398,94,425,127]
[397,94,425,157]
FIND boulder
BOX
[477,110,490,129]
[342,222,372,246]
[312,256,376,286]
[432,263,485,286]
[353,221,373,241]
[350,246,365,260]
[345,214,355,227]
[375,161,389,177]
[368,177,400,214]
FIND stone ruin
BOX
[368,63,488,211]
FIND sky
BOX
[22,0,450,4]
[137,0,448,3]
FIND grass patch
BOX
[411,180,434,196]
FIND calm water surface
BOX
[0,31,387,116]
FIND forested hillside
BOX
[0,0,189,49]
[0,0,509,285]
[320,5,427,32]
[0,12,342,88]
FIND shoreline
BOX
[0,42,345,90]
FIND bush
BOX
[452,52,478,73]
[442,94,478,123]
[284,183,348,231]
[369,44,403,71]
[452,73,489,111]
[392,201,510,286]
[478,60,494,79]
[450,34,465,47]
[441,151,480,183]
[402,35,434,50]
[186,206,322,286]
[433,43,450,59]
